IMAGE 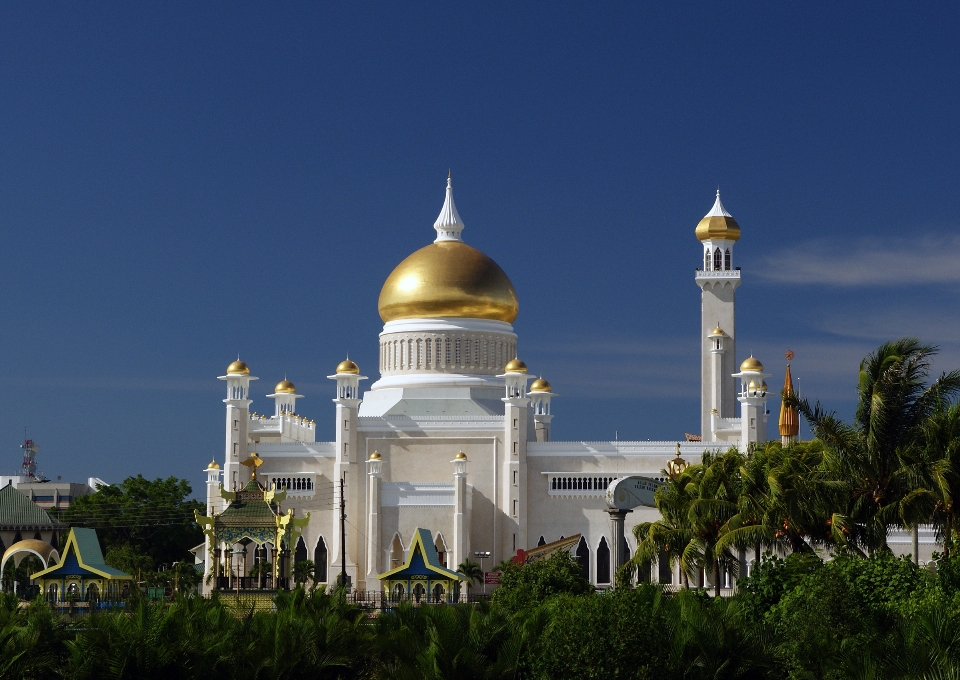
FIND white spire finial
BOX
[705,188,732,218]
[434,172,465,242]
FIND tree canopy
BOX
[61,475,203,569]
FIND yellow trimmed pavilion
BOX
[377,528,465,604]
[31,528,132,605]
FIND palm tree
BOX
[919,402,960,557]
[293,559,316,587]
[717,441,851,559]
[456,560,483,600]
[630,461,699,588]
[687,449,744,596]
[793,338,960,552]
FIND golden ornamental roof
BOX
[274,379,296,394]
[779,364,800,437]
[336,358,360,375]
[226,359,250,376]
[695,190,741,243]
[740,356,764,372]
[529,378,551,392]
[207,459,220,470]
[504,358,527,373]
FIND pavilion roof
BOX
[32,527,129,580]
[378,528,464,582]
[0,484,64,531]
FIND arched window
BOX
[714,248,722,271]
[394,583,404,600]
[596,537,611,584]
[658,547,673,584]
[294,536,307,564]
[575,537,590,580]
[434,534,448,568]
[537,536,546,547]
[390,534,404,568]
[724,249,731,270]
[705,250,711,270]
[314,537,328,583]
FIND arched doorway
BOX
[575,537,589,580]
[413,583,425,604]
[433,583,445,603]
[314,537,328,584]
[393,583,404,601]
[434,534,448,568]
[596,537,610,585]
[390,534,404,569]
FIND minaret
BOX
[452,451,468,579]
[733,356,771,447]
[499,358,531,558]
[203,459,221,593]
[218,359,257,491]
[779,364,799,446]
[695,191,742,441]
[365,451,382,584]
[434,171,465,242]
[527,377,555,443]
[327,358,367,587]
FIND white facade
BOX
[203,184,821,591]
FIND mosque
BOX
[202,177,786,593]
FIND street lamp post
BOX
[474,550,491,595]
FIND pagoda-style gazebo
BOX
[31,528,131,607]
[378,528,465,604]
[196,455,309,593]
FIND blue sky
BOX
[2,3,959,495]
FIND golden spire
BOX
[778,363,799,440]
[240,452,264,480]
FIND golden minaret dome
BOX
[226,359,250,375]
[368,451,382,460]
[454,451,468,460]
[274,379,296,394]
[336,358,360,375]
[529,377,551,392]
[377,175,519,323]
[207,459,220,470]
[695,190,741,243]
[504,358,528,373]
[740,356,763,372]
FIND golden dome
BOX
[529,378,551,393]
[696,215,741,243]
[368,451,382,460]
[695,191,741,243]
[378,241,519,323]
[226,360,250,375]
[454,451,468,460]
[504,358,527,373]
[740,356,764,372]
[274,379,296,394]
[336,359,360,375]
[710,326,724,336]
[748,380,757,390]
[207,459,220,470]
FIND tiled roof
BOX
[0,484,62,529]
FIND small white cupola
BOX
[434,172,465,242]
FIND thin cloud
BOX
[757,235,960,285]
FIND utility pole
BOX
[340,475,347,593]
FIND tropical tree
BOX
[793,338,960,552]
[630,460,700,588]
[919,402,960,557]
[293,559,316,587]
[457,559,484,586]
[717,441,850,558]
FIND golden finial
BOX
[240,452,263,480]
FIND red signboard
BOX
[484,571,500,585]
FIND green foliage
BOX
[293,559,315,586]
[63,475,204,568]
[492,550,592,614]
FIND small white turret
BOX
[733,356,771,446]
[433,172,465,242]
[527,377,556,443]
[267,378,303,416]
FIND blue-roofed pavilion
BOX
[32,527,132,604]
[377,528,465,604]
